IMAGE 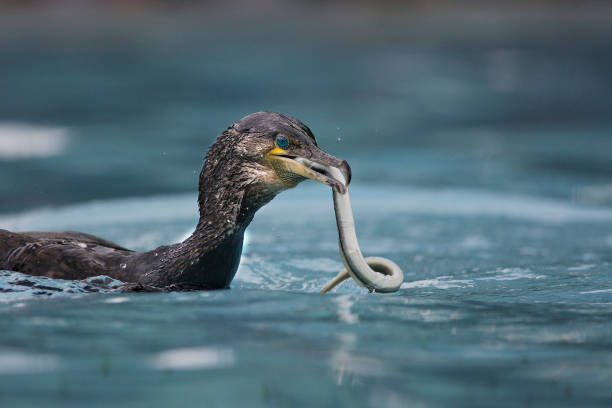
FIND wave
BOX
[2,185,612,234]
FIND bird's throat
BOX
[140,164,280,289]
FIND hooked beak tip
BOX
[340,160,352,186]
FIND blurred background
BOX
[1,0,611,214]
[2,3,612,407]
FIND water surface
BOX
[1,182,611,407]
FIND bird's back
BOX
[0,229,132,280]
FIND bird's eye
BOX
[276,135,289,149]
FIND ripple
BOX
[104,296,130,304]
[0,349,58,374]
[0,271,123,302]
[478,267,545,281]
[581,288,612,295]
[150,347,235,371]
[401,276,474,290]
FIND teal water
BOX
[1,10,612,407]
[1,183,612,407]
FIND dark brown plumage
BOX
[0,112,350,290]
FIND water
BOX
[1,6,612,407]
[1,184,611,406]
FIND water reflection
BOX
[333,294,359,324]
[150,346,235,371]
[330,331,389,386]
[330,295,392,385]
[0,349,58,374]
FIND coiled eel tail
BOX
[320,166,404,293]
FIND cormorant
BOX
[0,112,351,290]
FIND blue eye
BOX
[276,135,289,149]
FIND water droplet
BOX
[337,137,342,143]
[120,263,127,269]
[77,242,87,248]
[162,151,167,156]
[154,253,158,257]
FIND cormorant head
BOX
[227,111,351,194]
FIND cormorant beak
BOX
[266,146,352,194]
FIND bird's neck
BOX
[195,154,282,236]
[140,153,282,289]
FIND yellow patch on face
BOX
[267,146,288,156]
[265,149,304,188]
